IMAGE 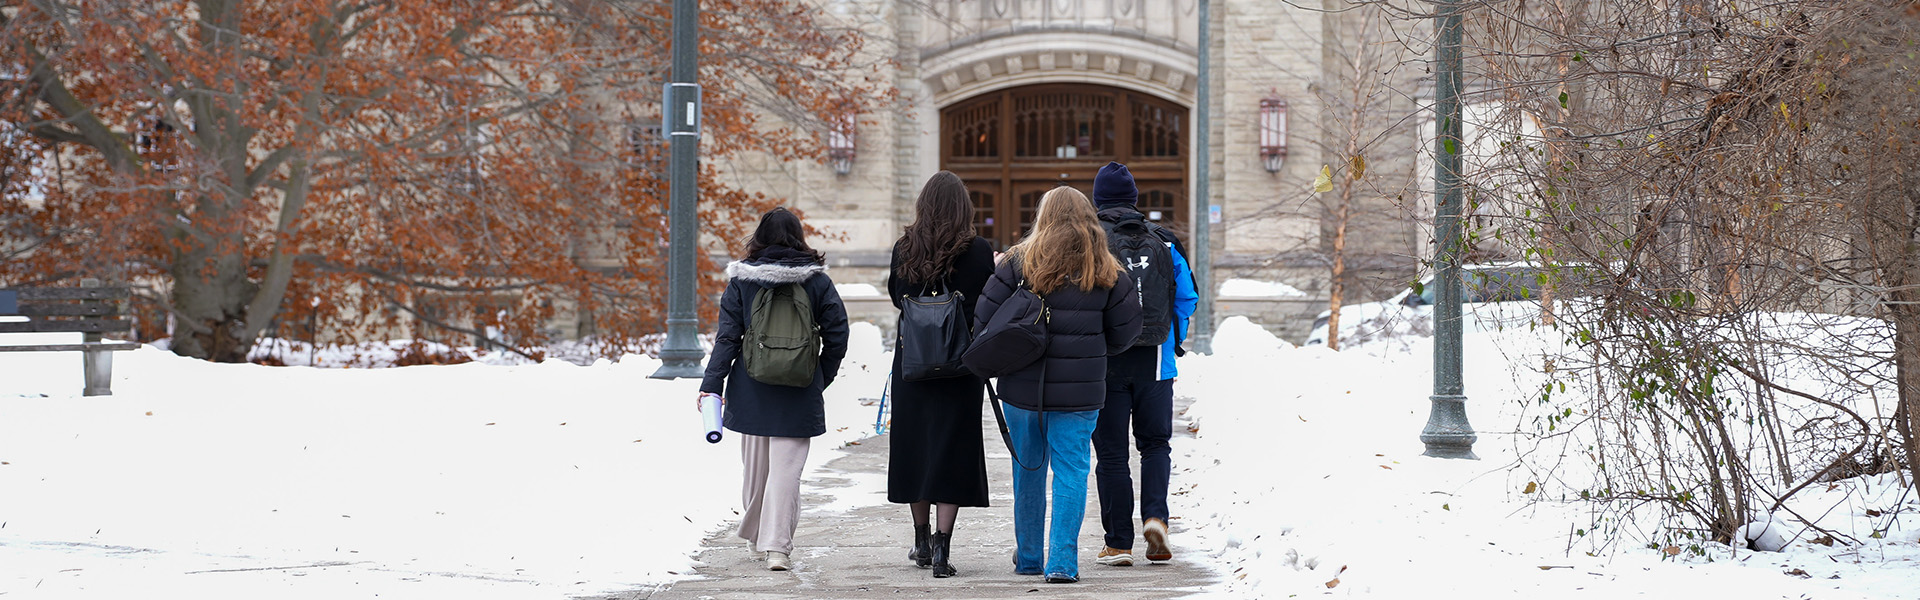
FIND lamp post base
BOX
[1420,394,1478,460]
[650,317,706,380]
[649,349,706,379]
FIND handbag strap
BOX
[987,361,1048,472]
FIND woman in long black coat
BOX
[885,171,995,578]
[698,207,850,573]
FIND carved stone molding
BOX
[927,42,1197,107]
[919,0,1199,57]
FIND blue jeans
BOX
[1094,375,1174,550]
[1004,404,1100,579]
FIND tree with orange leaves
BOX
[0,0,882,362]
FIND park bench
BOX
[0,280,141,396]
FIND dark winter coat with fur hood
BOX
[974,259,1142,413]
[699,246,850,438]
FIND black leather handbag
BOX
[961,280,1049,379]
[897,286,971,382]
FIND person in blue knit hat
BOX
[1088,161,1198,567]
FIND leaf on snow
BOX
[1325,565,1348,588]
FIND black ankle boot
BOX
[931,531,956,578]
[910,524,932,568]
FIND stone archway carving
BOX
[923,33,1198,109]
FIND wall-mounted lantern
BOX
[1259,93,1289,174]
[828,115,856,176]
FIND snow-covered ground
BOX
[1,327,892,598]
[2,317,1914,599]
[1175,317,1919,599]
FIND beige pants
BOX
[738,434,811,554]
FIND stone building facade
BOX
[715,0,1434,342]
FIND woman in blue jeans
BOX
[974,186,1142,583]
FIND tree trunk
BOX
[1327,202,1350,351]
[1892,310,1919,482]
[167,234,258,363]
[166,183,260,363]
[1890,202,1920,480]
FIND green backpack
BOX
[745,282,821,387]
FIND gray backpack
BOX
[745,282,821,387]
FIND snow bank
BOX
[835,283,882,298]
[1219,278,1307,298]
[0,323,893,598]
[1171,321,1919,599]
[1208,316,1295,356]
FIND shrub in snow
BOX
[1732,518,1794,552]
[1518,305,1905,557]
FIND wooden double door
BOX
[940,84,1191,250]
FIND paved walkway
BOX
[605,397,1217,599]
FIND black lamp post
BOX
[650,0,705,380]
[1420,0,1478,459]
[1191,0,1215,354]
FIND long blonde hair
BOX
[1009,186,1121,294]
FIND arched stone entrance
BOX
[939,83,1189,249]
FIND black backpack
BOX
[1099,208,1176,347]
[897,286,971,382]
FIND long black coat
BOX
[884,237,995,506]
[699,251,850,438]
[974,260,1142,413]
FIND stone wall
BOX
[694,0,1435,338]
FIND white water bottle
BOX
[700,392,724,444]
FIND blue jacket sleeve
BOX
[1171,245,1197,324]
[1161,244,1198,378]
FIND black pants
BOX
[1093,358,1174,550]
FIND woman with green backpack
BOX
[698,207,850,572]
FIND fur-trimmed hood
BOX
[726,260,827,284]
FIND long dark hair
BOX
[894,171,977,284]
[743,207,824,263]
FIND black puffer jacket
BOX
[974,260,1142,412]
[699,246,850,438]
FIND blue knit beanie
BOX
[1091,161,1138,207]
